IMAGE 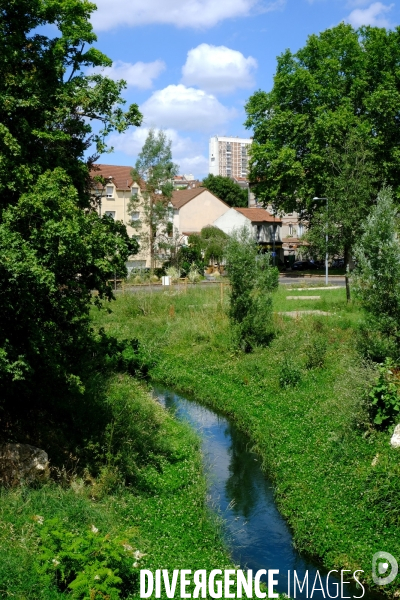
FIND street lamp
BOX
[313,197,329,285]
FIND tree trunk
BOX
[344,245,351,303]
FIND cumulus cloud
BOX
[139,84,237,131]
[109,127,209,178]
[89,60,165,89]
[181,44,257,95]
[91,0,285,31]
[346,2,394,27]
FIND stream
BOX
[153,385,381,600]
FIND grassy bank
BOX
[92,285,400,596]
[0,376,233,599]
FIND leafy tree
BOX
[245,23,400,277]
[353,186,400,361]
[202,174,248,208]
[129,129,178,272]
[176,245,204,277]
[225,226,278,351]
[188,226,229,269]
[0,1,141,428]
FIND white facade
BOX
[209,135,252,178]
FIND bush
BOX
[368,358,400,428]
[36,517,142,598]
[225,226,278,350]
[353,186,400,359]
[305,336,328,370]
[279,357,303,388]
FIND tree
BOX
[129,129,178,272]
[353,186,400,361]
[225,226,279,351]
[188,226,229,269]
[202,174,248,208]
[245,23,400,277]
[0,1,141,424]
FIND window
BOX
[131,212,140,221]
[298,224,304,238]
[211,157,215,162]
[104,211,115,219]
[131,187,138,196]
[288,224,293,236]
[106,185,114,198]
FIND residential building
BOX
[248,188,306,263]
[213,207,283,258]
[209,135,252,178]
[173,175,202,190]
[90,164,150,269]
[170,187,229,240]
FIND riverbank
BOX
[93,285,400,597]
[0,376,233,598]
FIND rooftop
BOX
[234,208,282,223]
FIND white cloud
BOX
[346,2,394,27]
[109,127,209,178]
[91,0,285,31]
[89,60,165,89]
[140,84,237,131]
[181,44,257,95]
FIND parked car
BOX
[331,258,345,268]
[292,260,318,271]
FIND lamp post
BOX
[313,197,329,285]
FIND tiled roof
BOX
[91,164,142,190]
[234,208,282,223]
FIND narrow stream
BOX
[153,385,380,600]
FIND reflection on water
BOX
[154,386,379,599]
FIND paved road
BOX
[115,275,346,294]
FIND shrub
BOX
[225,226,278,350]
[353,186,400,359]
[279,357,303,388]
[188,263,202,284]
[166,266,180,282]
[305,336,328,370]
[368,358,400,428]
[36,517,142,598]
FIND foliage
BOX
[225,227,279,350]
[368,359,400,428]
[353,186,400,359]
[129,129,178,271]
[245,23,400,277]
[187,263,202,284]
[166,266,180,282]
[175,244,204,276]
[305,335,328,370]
[189,226,229,268]
[202,174,248,207]
[37,518,140,599]
[278,357,302,388]
[0,0,142,206]
[0,0,141,431]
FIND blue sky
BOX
[90,0,400,179]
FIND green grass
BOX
[0,376,234,599]
[91,285,400,597]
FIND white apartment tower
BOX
[209,135,252,178]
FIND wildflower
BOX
[123,543,133,552]
[132,562,138,568]
[52,559,60,566]
[91,525,99,533]
[33,515,44,525]
[94,575,100,580]
[133,550,146,560]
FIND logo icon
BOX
[372,552,398,586]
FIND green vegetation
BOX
[201,174,248,208]
[0,376,232,598]
[92,285,400,595]
[225,227,278,349]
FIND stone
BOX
[390,424,400,448]
[0,443,49,487]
